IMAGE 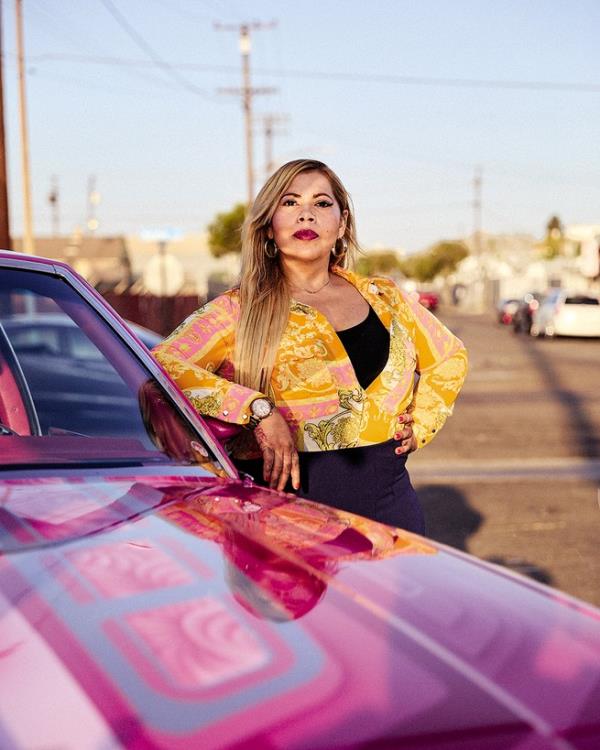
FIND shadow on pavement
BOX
[419,483,554,587]
[420,484,482,551]
[485,556,553,585]
[516,335,600,459]
[417,484,483,552]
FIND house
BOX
[125,232,240,298]
[12,234,133,292]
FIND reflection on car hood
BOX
[0,472,599,749]
[0,471,224,551]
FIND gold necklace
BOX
[291,277,331,295]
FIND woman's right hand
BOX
[253,410,301,492]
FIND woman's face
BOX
[268,171,347,264]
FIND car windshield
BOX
[564,295,600,305]
[0,268,225,474]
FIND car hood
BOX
[0,471,599,749]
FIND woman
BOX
[153,159,467,532]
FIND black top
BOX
[336,305,390,389]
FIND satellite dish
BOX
[142,253,185,296]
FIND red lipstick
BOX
[293,230,318,240]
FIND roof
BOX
[11,236,132,287]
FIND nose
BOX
[298,205,315,222]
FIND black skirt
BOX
[234,439,424,533]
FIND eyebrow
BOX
[281,192,334,199]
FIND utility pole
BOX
[48,175,59,236]
[215,21,277,205]
[473,166,482,257]
[15,0,34,253]
[473,165,484,310]
[0,0,11,249]
[261,113,288,176]
[86,175,100,234]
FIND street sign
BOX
[142,252,185,296]
[139,227,184,243]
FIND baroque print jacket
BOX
[152,268,468,459]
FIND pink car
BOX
[1,250,599,749]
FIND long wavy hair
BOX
[234,159,358,393]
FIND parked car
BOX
[1,312,161,353]
[1,250,600,749]
[531,289,600,338]
[0,314,162,436]
[417,289,439,311]
[512,292,544,335]
[496,297,520,325]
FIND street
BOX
[409,307,600,607]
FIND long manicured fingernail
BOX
[395,446,403,455]
[394,432,402,440]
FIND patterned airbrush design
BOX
[1,472,600,749]
[0,472,442,749]
[153,268,468,458]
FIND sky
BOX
[2,0,600,253]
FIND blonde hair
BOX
[235,159,358,393]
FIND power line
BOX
[29,0,185,93]
[98,0,213,100]
[26,52,600,94]
[145,0,213,24]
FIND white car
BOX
[531,289,600,338]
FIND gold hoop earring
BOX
[332,238,347,258]
[265,239,278,259]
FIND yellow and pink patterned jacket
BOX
[152,268,468,459]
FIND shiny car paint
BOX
[2,471,600,750]
[1,251,600,750]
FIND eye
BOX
[316,200,333,208]
[282,198,297,206]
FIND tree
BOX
[355,250,402,277]
[540,214,564,260]
[207,203,247,257]
[399,241,468,283]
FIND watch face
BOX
[251,398,272,419]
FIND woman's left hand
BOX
[394,412,417,455]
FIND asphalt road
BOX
[408,307,600,608]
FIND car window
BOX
[9,325,62,356]
[0,269,226,476]
[564,296,599,305]
[65,325,105,361]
